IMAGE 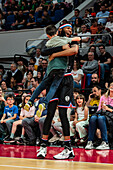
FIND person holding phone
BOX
[86,85,101,107]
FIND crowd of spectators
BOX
[0,40,112,148]
[0,0,73,30]
[71,0,113,46]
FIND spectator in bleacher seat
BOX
[105,12,113,32]
[34,48,44,71]
[73,17,83,35]
[16,57,27,76]
[0,65,7,80]
[0,87,7,120]
[83,9,92,19]
[96,5,110,25]
[90,19,98,34]
[26,11,36,29]
[0,72,4,86]
[105,12,113,45]
[37,71,43,83]
[31,0,40,11]
[85,82,113,150]
[88,73,104,88]
[72,9,81,20]
[30,77,39,95]
[23,63,37,83]
[37,9,52,27]
[83,9,92,28]
[71,94,89,144]
[36,58,43,72]
[86,84,102,146]
[37,58,48,77]
[9,76,17,90]
[82,52,98,87]
[6,63,23,88]
[93,0,102,13]
[29,57,36,66]
[98,44,112,82]
[15,84,24,106]
[105,68,113,89]
[86,85,101,107]
[108,2,113,11]
[0,94,19,142]
[71,60,84,89]
[3,0,18,12]
[11,10,26,30]
[80,45,98,65]
[22,97,47,146]
[90,22,109,46]
[23,70,33,90]
[84,73,104,101]
[18,1,29,14]
[3,11,16,30]
[0,13,5,30]
[4,94,35,145]
[78,24,91,48]
[82,52,98,74]
[1,80,14,97]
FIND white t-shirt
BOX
[24,70,37,79]
[105,22,113,32]
[20,106,35,117]
[78,32,91,48]
[71,69,84,84]
[35,55,44,66]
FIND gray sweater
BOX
[82,60,98,74]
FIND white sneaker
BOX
[59,135,64,142]
[53,148,75,159]
[96,141,110,150]
[85,141,94,150]
[37,147,47,158]
[49,135,60,143]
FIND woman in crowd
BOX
[74,17,83,35]
[71,60,84,89]
[0,87,7,119]
[85,82,113,150]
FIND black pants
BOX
[43,75,73,137]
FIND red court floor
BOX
[0,144,113,164]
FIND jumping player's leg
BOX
[53,75,75,159]
[24,70,64,111]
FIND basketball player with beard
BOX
[36,24,80,159]
[24,24,80,112]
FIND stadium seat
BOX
[5,14,16,30]
[51,9,64,23]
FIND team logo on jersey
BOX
[65,96,70,102]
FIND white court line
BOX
[0,165,64,170]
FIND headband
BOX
[59,24,72,29]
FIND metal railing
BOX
[25,38,48,49]
[25,32,112,49]
[78,33,112,47]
